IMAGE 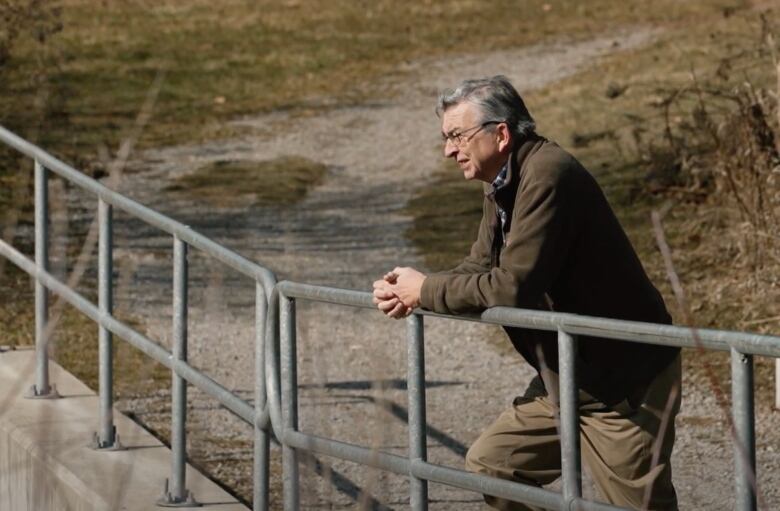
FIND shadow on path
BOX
[299,378,463,391]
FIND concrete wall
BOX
[0,348,248,511]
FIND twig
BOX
[741,315,780,326]
[641,381,679,511]
[651,207,766,510]
[356,377,390,511]
[93,71,165,511]
[38,71,165,359]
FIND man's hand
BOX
[372,277,410,319]
[372,267,427,319]
[387,266,426,308]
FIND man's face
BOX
[441,101,507,183]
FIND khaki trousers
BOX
[465,355,681,511]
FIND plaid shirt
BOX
[490,163,510,244]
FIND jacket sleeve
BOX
[420,159,580,314]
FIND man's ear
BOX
[496,123,512,152]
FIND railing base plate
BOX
[90,428,126,451]
[157,479,202,508]
[24,383,61,399]
[156,493,202,508]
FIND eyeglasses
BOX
[442,121,501,146]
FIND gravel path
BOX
[84,27,780,510]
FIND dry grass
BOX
[1,0,740,165]
[632,16,780,341]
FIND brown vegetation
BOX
[638,13,779,337]
[165,156,329,208]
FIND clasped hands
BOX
[372,266,427,319]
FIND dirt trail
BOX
[94,28,779,510]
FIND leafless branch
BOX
[651,207,766,510]
[641,381,679,511]
[39,71,164,366]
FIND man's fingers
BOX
[388,301,407,319]
[373,287,395,301]
[377,297,399,313]
[373,286,394,297]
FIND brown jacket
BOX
[420,134,679,405]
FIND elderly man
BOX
[372,76,681,510]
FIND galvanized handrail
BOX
[270,280,780,511]
[0,124,276,509]
[276,282,780,356]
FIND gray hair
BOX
[436,75,536,140]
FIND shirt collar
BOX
[488,162,510,197]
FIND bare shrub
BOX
[638,16,779,296]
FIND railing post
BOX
[281,295,299,511]
[91,198,122,450]
[157,237,199,507]
[27,159,59,399]
[254,281,270,511]
[557,329,581,510]
[407,313,428,511]
[731,348,757,511]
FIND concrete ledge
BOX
[0,348,248,511]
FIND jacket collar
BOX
[485,133,544,198]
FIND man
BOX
[372,76,681,510]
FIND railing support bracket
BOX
[90,426,125,451]
[156,478,202,508]
[25,383,60,399]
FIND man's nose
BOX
[444,139,458,158]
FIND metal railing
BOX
[266,281,780,511]
[2,125,779,511]
[0,125,276,509]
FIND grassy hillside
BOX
[1,0,739,160]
